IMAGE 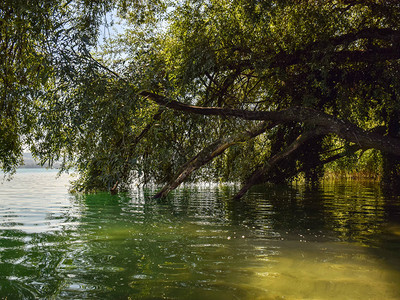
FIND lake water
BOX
[1,169,400,299]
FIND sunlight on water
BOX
[0,169,73,233]
[0,171,400,299]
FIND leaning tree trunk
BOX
[382,108,400,193]
[154,121,274,198]
[233,129,321,200]
[301,136,324,187]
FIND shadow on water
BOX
[237,181,400,299]
[1,174,400,299]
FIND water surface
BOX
[1,170,400,299]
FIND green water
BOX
[1,169,400,299]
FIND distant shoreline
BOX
[20,153,61,169]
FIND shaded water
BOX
[1,169,400,299]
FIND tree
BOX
[136,0,400,198]
[2,0,400,198]
[0,0,114,173]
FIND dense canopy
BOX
[1,0,400,198]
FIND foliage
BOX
[1,0,400,196]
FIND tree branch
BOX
[140,91,400,156]
[154,121,275,198]
[222,27,400,73]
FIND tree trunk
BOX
[154,121,274,198]
[382,108,400,192]
[233,130,321,200]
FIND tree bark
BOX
[154,121,275,198]
[140,91,400,156]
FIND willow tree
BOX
[0,0,115,172]
[0,0,165,185]
[137,0,400,198]
[2,0,400,198]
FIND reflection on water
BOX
[1,170,400,299]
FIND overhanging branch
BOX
[140,91,400,156]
